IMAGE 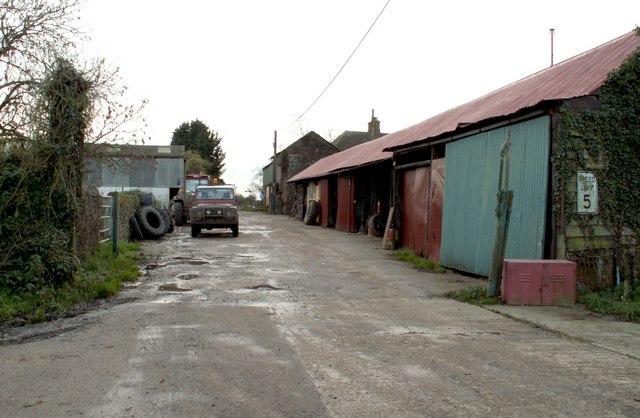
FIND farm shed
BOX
[288,134,393,233]
[84,144,185,207]
[289,30,639,288]
[384,30,640,286]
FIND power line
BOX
[288,0,392,127]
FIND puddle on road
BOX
[236,253,269,262]
[158,283,192,292]
[176,272,199,280]
[264,268,308,275]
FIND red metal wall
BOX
[336,176,355,232]
[427,159,445,263]
[400,167,430,255]
[319,179,329,227]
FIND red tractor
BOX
[170,173,216,225]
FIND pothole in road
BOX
[158,283,193,292]
[246,284,284,291]
[176,272,199,280]
[145,262,168,270]
[146,259,210,270]
[169,258,210,265]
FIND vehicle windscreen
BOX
[186,178,210,193]
[196,188,235,200]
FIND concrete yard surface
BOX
[1,212,639,417]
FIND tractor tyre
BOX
[139,192,154,207]
[155,205,171,233]
[137,206,166,239]
[129,216,144,241]
[367,213,385,237]
[173,201,184,226]
[304,200,319,225]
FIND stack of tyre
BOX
[129,193,174,240]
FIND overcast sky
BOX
[79,1,640,193]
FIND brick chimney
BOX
[367,109,381,140]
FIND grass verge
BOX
[577,286,640,322]
[446,284,502,305]
[0,241,142,325]
[391,248,447,273]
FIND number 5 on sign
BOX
[577,171,598,214]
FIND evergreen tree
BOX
[171,119,225,177]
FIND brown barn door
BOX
[319,179,329,227]
[336,176,355,232]
[401,167,430,255]
[427,159,445,263]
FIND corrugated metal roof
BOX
[384,30,640,151]
[288,135,392,182]
[289,30,639,183]
[87,144,185,158]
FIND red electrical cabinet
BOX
[501,260,577,306]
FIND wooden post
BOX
[111,192,118,255]
[487,130,513,296]
[271,130,277,214]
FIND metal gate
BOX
[100,195,113,243]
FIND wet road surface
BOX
[1,212,639,417]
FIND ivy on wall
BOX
[0,59,89,293]
[555,43,640,286]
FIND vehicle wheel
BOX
[173,201,184,226]
[137,206,166,238]
[191,225,201,237]
[155,205,171,233]
[139,192,154,207]
[129,216,143,241]
[232,225,239,237]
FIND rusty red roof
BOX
[288,136,391,182]
[289,30,640,183]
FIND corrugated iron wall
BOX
[440,116,550,276]
[87,158,184,188]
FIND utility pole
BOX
[271,130,277,214]
[550,28,555,67]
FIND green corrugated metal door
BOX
[440,116,550,276]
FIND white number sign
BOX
[577,171,598,214]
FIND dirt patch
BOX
[0,296,138,346]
